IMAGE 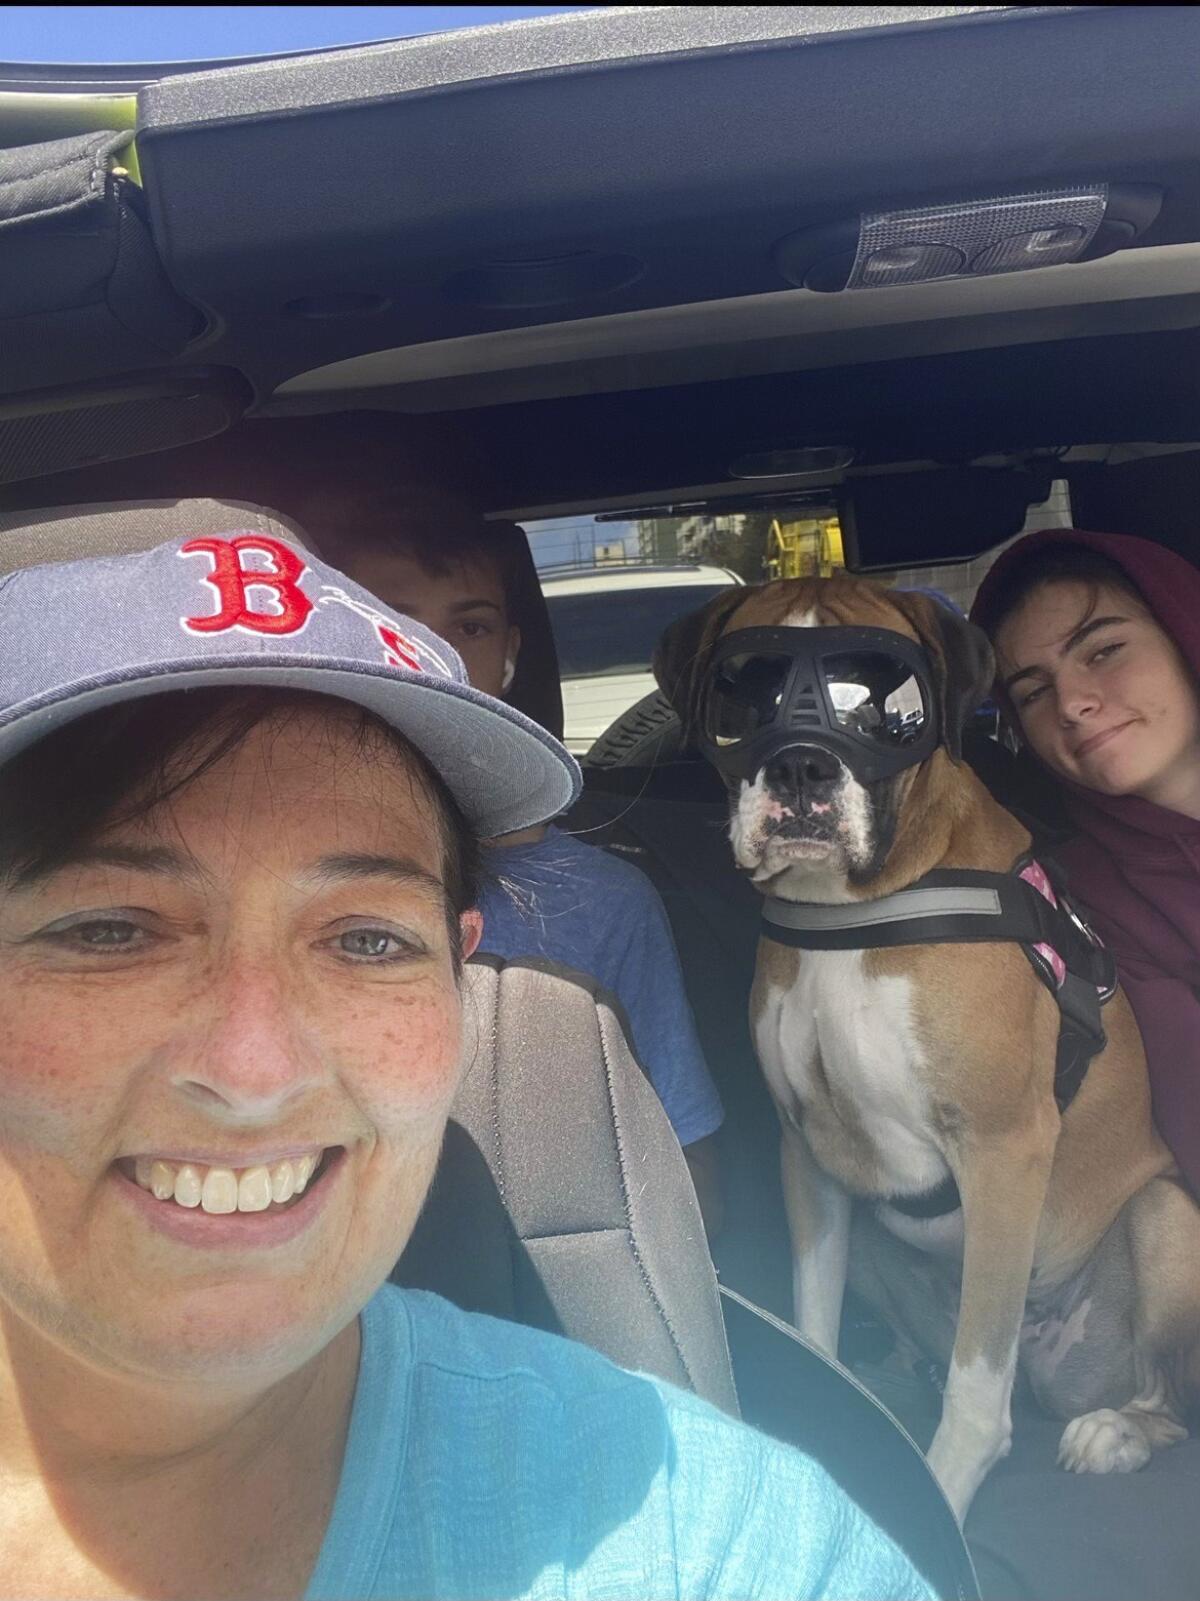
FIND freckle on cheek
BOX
[371,1006,462,1109]
[0,1076,94,1156]
[0,1019,112,1153]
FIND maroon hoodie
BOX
[972,530,1200,1196]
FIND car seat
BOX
[398,953,976,1601]
[397,954,739,1409]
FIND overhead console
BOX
[133,5,1200,406]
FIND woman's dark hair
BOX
[0,688,482,973]
[976,542,1148,642]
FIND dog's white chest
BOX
[755,948,949,1196]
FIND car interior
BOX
[4,7,1200,1597]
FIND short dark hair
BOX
[293,473,566,741]
[299,479,526,621]
[977,543,1147,642]
[0,689,482,973]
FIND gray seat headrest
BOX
[0,497,318,576]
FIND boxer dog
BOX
[655,573,1200,1521]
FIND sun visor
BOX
[837,467,1048,570]
[0,131,201,393]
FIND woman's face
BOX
[995,578,1200,805]
[0,708,481,1386]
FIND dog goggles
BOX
[698,625,940,784]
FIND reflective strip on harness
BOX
[763,885,1002,933]
[761,858,1117,1220]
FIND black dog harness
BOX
[762,856,1117,1219]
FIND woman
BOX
[0,524,934,1600]
[971,529,1200,1198]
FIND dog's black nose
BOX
[763,745,842,793]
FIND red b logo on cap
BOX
[181,536,314,636]
[377,624,422,672]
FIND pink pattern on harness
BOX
[1019,860,1066,987]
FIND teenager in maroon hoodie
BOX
[971,530,1200,1199]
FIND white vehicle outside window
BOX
[541,564,742,755]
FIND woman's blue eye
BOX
[59,919,144,951]
[338,928,406,960]
[1019,684,1049,709]
[1090,641,1124,664]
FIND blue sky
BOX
[526,516,636,569]
[0,6,598,64]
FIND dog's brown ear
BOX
[889,591,994,761]
[652,587,746,744]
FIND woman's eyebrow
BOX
[446,598,503,615]
[12,843,209,890]
[1002,614,1130,692]
[306,853,445,897]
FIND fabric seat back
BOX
[397,955,738,1415]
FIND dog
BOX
[654,572,1200,1521]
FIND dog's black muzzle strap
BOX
[762,864,1116,1218]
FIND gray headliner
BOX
[272,243,1200,413]
[139,7,1066,129]
[3,3,1198,526]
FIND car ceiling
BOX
[4,4,1200,533]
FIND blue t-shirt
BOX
[308,1285,938,1601]
[475,827,723,1147]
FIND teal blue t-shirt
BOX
[306,1286,937,1601]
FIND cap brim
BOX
[0,655,580,839]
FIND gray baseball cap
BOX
[0,501,580,838]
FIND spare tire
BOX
[582,689,686,768]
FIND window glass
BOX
[547,585,731,677]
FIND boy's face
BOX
[343,551,519,699]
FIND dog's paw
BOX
[1057,1409,1152,1475]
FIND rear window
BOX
[547,584,730,677]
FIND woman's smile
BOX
[112,1146,349,1249]
[127,1147,326,1210]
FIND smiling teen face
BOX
[995,578,1200,812]
[0,702,481,1388]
